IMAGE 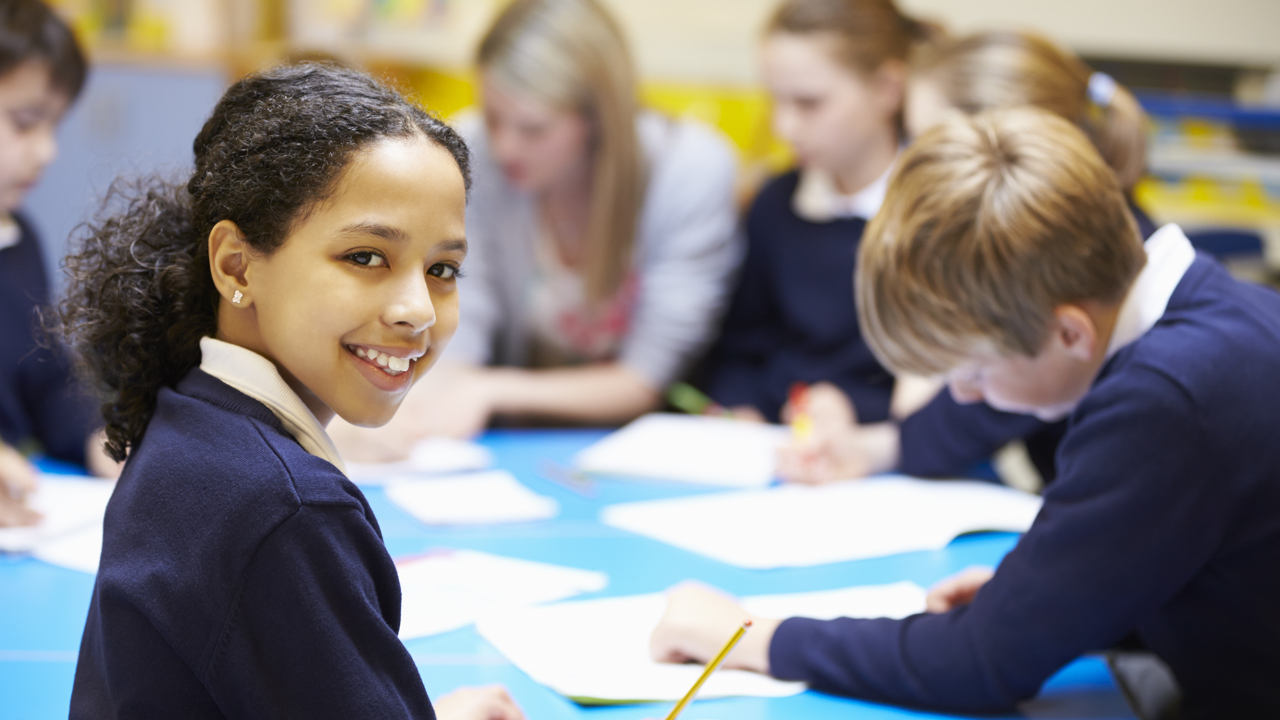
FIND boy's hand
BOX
[433,684,525,720]
[0,442,41,527]
[650,582,781,675]
[925,566,995,613]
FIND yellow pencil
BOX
[663,619,752,720]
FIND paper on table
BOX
[0,475,114,554]
[345,437,494,485]
[601,475,1043,569]
[386,470,559,526]
[573,413,788,488]
[475,581,926,705]
[396,548,607,640]
[33,520,103,574]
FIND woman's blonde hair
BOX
[911,31,1148,189]
[857,107,1145,376]
[478,0,646,304]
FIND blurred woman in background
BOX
[333,0,741,459]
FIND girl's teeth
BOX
[351,346,413,374]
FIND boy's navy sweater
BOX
[71,370,435,719]
[0,214,96,463]
[768,256,1280,718]
[703,172,1159,480]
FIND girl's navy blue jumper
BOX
[70,370,436,719]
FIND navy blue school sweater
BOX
[71,370,435,719]
[768,255,1280,717]
[702,170,893,423]
[0,214,97,463]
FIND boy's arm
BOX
[768,368,1232,712]
[896,389,1052,478]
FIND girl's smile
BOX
[212,135,469,427]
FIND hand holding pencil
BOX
[650,582,783,678]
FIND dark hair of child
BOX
[0,0,87,99]
[55,63,471,463]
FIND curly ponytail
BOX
[56,63,471,462]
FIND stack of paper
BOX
[396,549,608,639]
[475,581,926,704]
[345,437,494,485]
[573,413,788,487]
[386,470,559,525]
[601,475,1043,569]
[0,475,115,573]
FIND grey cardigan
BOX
[445,111,743,388]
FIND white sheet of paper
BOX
[396,548,607,640]
[386,471,559,526]
[32,520,103,574]
[573,413,788,488]
[601,475,1043,569]
[475,581,926,704]
[0,475,114,554]
[345,437,494,485]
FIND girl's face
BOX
[221,136,468,427]
[480,72,593,194]
[0,61,69,213]
[761,32,902,177]
[903,75,959,141]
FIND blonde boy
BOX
[650,108,1280,718]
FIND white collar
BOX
[1104,224,1198,360]
[792,158,896,223]
[0,214,21,251]
[199,337,347,474]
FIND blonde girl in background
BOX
[780,29,1161,485]
[334,0,740,457]
[697,0,933,467]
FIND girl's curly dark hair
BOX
[55,63,471,462]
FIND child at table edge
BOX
[58,64,522,720]
[649,108,1280,718]
[1,0,117,528]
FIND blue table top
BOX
[0,429,1135,719]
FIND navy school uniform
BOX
[702,170,893,423]
[700,171,1160,480]
[0,213,97,463]
[767,251,1280,718]
[71,370,435,719]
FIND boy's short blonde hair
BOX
[857,107,1145,375]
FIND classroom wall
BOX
[23,64,228,290]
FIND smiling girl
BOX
[58,64,521,720]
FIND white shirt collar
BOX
[792,158,896,223]
[199,337,347,474]
[0,214,21,251]
[1105,224,1198,359]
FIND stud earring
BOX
[232,290,243,305]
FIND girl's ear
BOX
[208,220,253,308]
[873,59,908,119]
